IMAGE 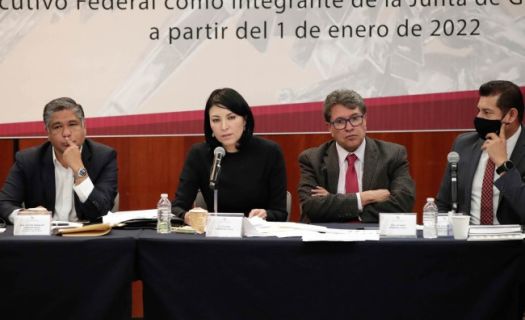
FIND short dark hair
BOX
[479,80,524,122]
[323,89,366,122]
[204,88,255,150]
[43,97,85,128]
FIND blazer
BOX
[436,127,525,224]
[298,137,415,222]
[0,139,118,223]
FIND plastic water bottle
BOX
[423,197,438,239]
[157,193,172,234]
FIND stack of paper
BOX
[243,217,380,241]
[468,225,524,241]
[102,209,158,226]
[301,229,380,242]
[243,217,328,238]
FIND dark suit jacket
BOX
[436,127,525,224]
[0,139,118,223]
[298,137,415,222]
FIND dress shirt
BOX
[336,140,366,211]
[470,126,521,224]
[53,147,94,222]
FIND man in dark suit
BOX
[436,80,525,224]
[0,97,118,224]
[298,89,415,223]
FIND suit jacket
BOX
[436,127,525,224]
[0,139,118,223]
[298,137,415,222]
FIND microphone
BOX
[447,151,460,213]
[209,147,226,190]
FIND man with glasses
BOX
[0,97,118,224]
[298,89,415,222]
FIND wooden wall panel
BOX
[0,139,14,187]
[19,138,46,149]
[95,136,205,211]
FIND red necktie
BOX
[345,154,359,194]
[480,159,495,225]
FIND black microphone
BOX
[209,147,226,190]
[447,151,460,213]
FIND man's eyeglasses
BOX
[330,115,364,130]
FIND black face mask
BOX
[474,117,502,140]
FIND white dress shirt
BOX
[336,139,366,211]
[470,125,521,225]
[52,147,94,222]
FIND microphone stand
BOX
[213,189,218,214]
[451,163,458,213]
[209,148,224,215]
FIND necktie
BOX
[480,159,495,225]
[345,154,359,194]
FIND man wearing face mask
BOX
[436,80,525,224]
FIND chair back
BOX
[112,193,120,212]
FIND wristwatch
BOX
[76,167,88,179]
[496,160,514,175]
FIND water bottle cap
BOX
[161,193,168,198]
[426,197,434,202]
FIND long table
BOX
[137,228,525,320]
[0,227,138,320]
[1,226,524,319]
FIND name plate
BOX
[206,213,244,238]
[379,213,417,238]
[14,209,52,236]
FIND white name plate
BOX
[379,213,417,238]
[206,213,244,238]
[14,210,52,236]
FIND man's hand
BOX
[62,138,84,172]
[482,123,508,167]
[248,209,267,219]
[361,189,390,206]
[311,186,329,197]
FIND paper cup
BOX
[451,215,470,240]
[187,208,208,234]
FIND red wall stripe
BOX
[1,88,522,137]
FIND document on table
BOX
[243,217,380,241]
[467,224,524,241]
[467,233,525,241]
[102,209,158,226]
[468,224,522,234]
[243,217,328,238]
[302,229,380,242]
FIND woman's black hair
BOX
[204,88,255,150]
